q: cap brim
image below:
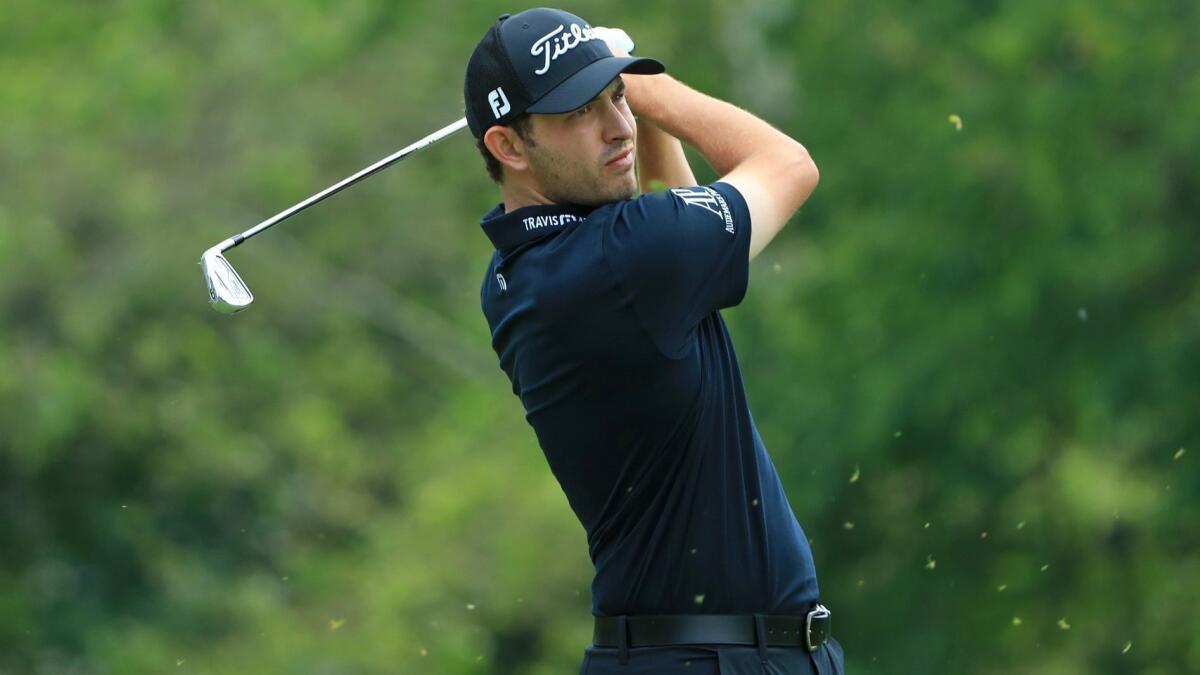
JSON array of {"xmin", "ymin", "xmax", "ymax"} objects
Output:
[{"xmin": 526, "ymin": 56, "xmax": 666, "ymax": 115}]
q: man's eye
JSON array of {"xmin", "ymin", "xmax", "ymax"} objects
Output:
[{"xmin": 613, "ymin": 91, "xmax": 626, "ymax": 102}]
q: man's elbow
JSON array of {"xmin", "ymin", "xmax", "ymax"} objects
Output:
[
  {"xmin": 783, "ymin": 143, "xmax": 819, "ymax": 203},
  {"xmin": 803, "ymin": 147, "xmax": 819, "ymax": 188}
]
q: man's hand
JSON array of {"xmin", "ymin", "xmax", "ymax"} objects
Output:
[{"xmin": 594, "ymin": 27, "xmax": 635, "ymax": 58}]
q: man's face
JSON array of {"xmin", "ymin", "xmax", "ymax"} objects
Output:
[{"xmin": 522, "ymin": 78, "xmax": 638, "ymax": 206}]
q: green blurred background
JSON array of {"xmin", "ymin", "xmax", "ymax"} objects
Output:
[{"xmin": 2, "ymin": 0, "xmax": 1197, "ymax": 673}]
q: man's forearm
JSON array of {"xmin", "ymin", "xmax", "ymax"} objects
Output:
[
  {"xmin": 623, "ymin": 70, "xmax": 817, "ymax": 260},
  {"xmin": 636, "ymin": 118, "xmax": 696, "ymax": 192},
  {"xmin": 625, "ymin": 73, "xmax": 808, "ymax": 176}
]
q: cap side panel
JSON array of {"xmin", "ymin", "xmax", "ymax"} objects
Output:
[{"xmin": 492, "ymin": 23, "xmax": 534, "ymax": 105}]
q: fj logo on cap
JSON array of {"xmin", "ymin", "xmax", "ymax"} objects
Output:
[
  {"xmin": 531, "ymin": 23, "xmax": 598, "ymax": 76},
  {"xmin": 488, "ymin": 87, "xmax": 511, "ymax": 119}
]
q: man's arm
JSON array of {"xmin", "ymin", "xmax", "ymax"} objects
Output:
[
  {"xmin": 596, "ymin": 36, "xmax": 696, "ymax": 193},
  {"xmin": 622, "ymin": 73, "xmax": 818, "ymax": 260},
  {"xmin": 635, "ymin": 117, "xmax": 696, "ymax": 192}
]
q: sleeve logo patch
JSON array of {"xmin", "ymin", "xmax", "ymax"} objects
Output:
[{"xmin": 670, "ymin": 187, "xmax": 734, "ymax": 234}]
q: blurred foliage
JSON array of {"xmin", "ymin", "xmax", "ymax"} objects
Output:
[{"xmin": 1, "ymin": 0, "xmax": 1197, "ymax": 673}]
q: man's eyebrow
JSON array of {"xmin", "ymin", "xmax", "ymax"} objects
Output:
[
  {"xmin": 571, "ymin": 79, "xmax": 627, "ymax": 114},
  {"xmin": 591, "ymin": 79, "xmax": 626, "ymax": 103}
]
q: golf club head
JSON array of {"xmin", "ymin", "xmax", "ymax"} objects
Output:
[{"xmin": 201, "ymin": 247, "xmax": 253, "ymax": 313}]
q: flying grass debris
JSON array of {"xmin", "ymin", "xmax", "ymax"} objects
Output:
[
  {"xmin": 1057, "ymin": 618, "xmax": 1071, "ymax": 630},
  {"xmin": 948, "ymin": 114, "xmax": 963, "ymax": 131},
  {"xmin": 1175, "ymin": 448, "xmax": 1186, "ymax": 461},
  {"xmin": 849, "ymin": 465, "xmax": 860, "ymax": 483}
]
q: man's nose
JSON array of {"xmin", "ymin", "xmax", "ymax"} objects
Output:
[{"xmin": 601, "ymin": 100, "xmax": 634, "ymax": 144}]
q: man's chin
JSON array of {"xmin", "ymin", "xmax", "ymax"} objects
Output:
[
  {"xmin": 604, "ymin": 176, "xmax": 640, "ymax": 203},
  {"xmin": 550, "ymin": 174, "xmax": 639, "ymax": 207}
]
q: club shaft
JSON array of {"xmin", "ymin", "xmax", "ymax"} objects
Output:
[{"xmin": 216, "ymin": 117, "xmax": 469, "ymax": 253}]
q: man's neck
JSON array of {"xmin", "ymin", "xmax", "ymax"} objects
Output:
[{"xmin": 500, "ymin": 179, "xmax": 556, "ymax": 213}]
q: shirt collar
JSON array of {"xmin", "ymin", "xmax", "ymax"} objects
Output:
[{"xmin": 480, "ymin": 201, "xmax": 597, "ymax": 252}]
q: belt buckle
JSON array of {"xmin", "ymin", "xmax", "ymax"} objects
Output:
[{"xmin": 805, "ymin": 604, "xmax": 831, "ymax": 652}]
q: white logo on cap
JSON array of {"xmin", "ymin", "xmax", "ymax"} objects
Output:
[
  {"xmin": 488, "ymin": 87, "xmax": 511, "ymax": 119},
  {"xmin": 531, "ymin": 23, "xmax": 598, "ymax": 76}
]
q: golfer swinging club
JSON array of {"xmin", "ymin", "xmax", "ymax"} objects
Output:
[{"xmin": 465, "ymin": 8, "xmax": 841, "ymax": 674}]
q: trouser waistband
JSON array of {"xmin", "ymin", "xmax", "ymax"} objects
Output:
[{"xmin": 593, "ymin": 604, "xmax": 832, "ymax": 665}]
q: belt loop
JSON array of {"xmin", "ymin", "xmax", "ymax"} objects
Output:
[
  {"xmin": 753, "ymin": 613, "xmax": 769, "ymax": 665},
  {"xmin": 617, "ymin": 615, "xmax": 630, "ymax": 665}
]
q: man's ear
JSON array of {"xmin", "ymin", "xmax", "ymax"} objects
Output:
[{"xmin": 483, "ymin": 125, "xmax": 530, "ymax": 174}]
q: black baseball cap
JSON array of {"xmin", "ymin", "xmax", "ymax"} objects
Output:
[{"xmin": 464, "ymin": 8, "xmax": 666, "ymax": 138}]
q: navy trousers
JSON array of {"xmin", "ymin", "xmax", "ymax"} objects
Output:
[{"xmin": 578, "ymin": 637, "xmax": 845, "ymax": 674}]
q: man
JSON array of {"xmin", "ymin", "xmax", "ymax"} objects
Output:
[{"xmin": 464, "ymin": 8, "xmax": 841, "ymax": 674}]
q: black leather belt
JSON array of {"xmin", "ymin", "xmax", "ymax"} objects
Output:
[{"xmin": 594, "ymin": 604, "xmax": 832, "ymax": 652}]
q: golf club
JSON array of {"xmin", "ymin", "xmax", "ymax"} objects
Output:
[
  {"xmin": 199, "ymin": 27, "xmax": 636, "ymax": 314},
  {"xmin": 200, "ymin": 117, "xmax": 469, "ymax": 313}
]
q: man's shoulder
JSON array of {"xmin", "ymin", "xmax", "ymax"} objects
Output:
[{"xmin": 480, "ymin": 210, "xmax": 607, "ymax": 305}]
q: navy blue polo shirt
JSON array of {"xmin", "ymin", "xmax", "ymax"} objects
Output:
[{"xmin": 479, "ymin": 182, "xmax": 819, "ymax": 617}]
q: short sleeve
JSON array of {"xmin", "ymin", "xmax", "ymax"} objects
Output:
[{"xmin": 602, "ymin": 181, "xmax": 752, "ymax": 357}]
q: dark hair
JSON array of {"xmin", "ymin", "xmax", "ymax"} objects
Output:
[{"xmin": 476, "ymin": 113, "xmax": 535, "ymax": 184}]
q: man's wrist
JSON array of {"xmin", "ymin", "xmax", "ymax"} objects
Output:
[{"xmin": 624, "ymin": 72, "xmax": 670, "ymax": 120}]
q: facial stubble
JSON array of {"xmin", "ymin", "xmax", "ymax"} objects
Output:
[{"xmin": 525, "ymin": 134, "xmax": 638, "ymax": 207}]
